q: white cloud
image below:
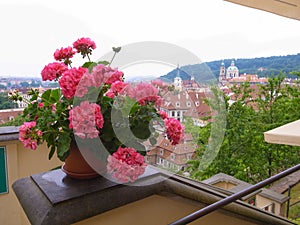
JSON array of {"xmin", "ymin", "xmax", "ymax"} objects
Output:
[{"xmin": 0, "ymin": 0, "xmax": 299, "ymax": 76}]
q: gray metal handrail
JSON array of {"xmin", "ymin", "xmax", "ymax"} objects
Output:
[{"xmin": 169, "ymin": 163, "xmax": 300, "ymax": 225}]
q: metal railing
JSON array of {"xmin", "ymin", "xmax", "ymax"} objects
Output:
[
  {"xmin": 287, "ymin": 182, "xmax": 300, "ymax": 218},
  {"xmin": 168, "ymin": 163, "xmax": 300, "ymax": 225}
]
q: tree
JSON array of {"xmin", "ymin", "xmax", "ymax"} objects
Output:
[
  {"xmin": 187, "ymin": 75, "xmax": 300, "ymax": 183},
  {"xmin": 20, "ymin": 81, "xmax": 29, "ymax": 88},
  {"xmin": 30, "ymin": 79, "xmax": 42, "ymax": 87},
  {"xmin": 0, "ymin": 93, "xmax": 17, "ymax": 109},
  {"xmin": 0, "ymin": 115, "xmax": 25, "ymax": 127}
]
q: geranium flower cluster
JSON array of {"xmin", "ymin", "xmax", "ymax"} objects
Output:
[
  {"xmin": 74, "ymin": 64, "xmax": 124, "ymax": 99},
  {"xmin": 128, "ymin": 82, "xmax": 162, "ymax": 107},
  {"xmin": 41, "ymin": 62, "xmax": 68, "ymax": 81},
  {"xmin": 13, "ymin": 37, "xmax": 185, "ymax": 183},
  {"xmin": 69, "ymin": 101, "xmax": 104, "ymax": 139},
  {"xmin": 106, "ymin": 147, "xmax": 146, "ymax": 182},
  {"xmin": 164, "ymin": 117, "xmax": 184, "ymax": 145},
  {"xmin": 54, "ymin": 47, "xmax": 75, "ymax": 62},
  {"xmin": 19, "ymin": 121, "xmax": 42, "ymax": 150},
  {"xmin": 73, "ymin": 37, "xmax": 96, "ymax": 59},
  {"xmin": 59, "ymin": 67, "xmax": 88, "ymax": 99}
]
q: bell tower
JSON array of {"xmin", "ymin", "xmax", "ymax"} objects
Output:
[
  {"xmin": 174, "ymin": 65, "xmax": 182, "ymax": 91},
  {"xmin": 219, "ymin": 61, "xmax": 226, "ymax": 82}
]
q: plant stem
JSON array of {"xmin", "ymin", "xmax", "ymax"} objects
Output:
[{"xmin": 109, "ymin": 52, "xmax": 117, "ymax": 66}]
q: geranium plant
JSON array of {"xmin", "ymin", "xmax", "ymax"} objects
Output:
[{"xmin": 10, "ymin": 37, "xmax": 184, "ymax": 182}]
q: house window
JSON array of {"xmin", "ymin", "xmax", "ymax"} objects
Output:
[
  {"xmin": 172, "ymin": 111, "xmax": 175, "ymax": 117},
  {"xmin": 157, "ymin": 157, "xmax": 163, "ymax": 165},
  {"xmin": 248, "ymin": 197, "xmax": 256, "ymax": 206},
  {"xmin": 0, "ymin": 147, "xmax": 8, "ymax": 194},
  {"xmin": 175, "ymin": 102, "xmax": 180, "ymax": 107},
  {"xmin": 160, "ymin": 149, "xmax": 164, "ymax": 155},
  {"xmin": 262, "ymin": 203, "xmax": 275, "ymax": 213},
  {"xmin": 177, "ymin": 111, "xmax": 180, "ymax": 117},
  {"xmin": 163, "ymin": 160, "xmax": 168, "ymax": 168},
  {"xmin": 171, "ymin": 153, "xmax": 175, "ymax": 161},
  {"xmin": 186, "ymin": 101, "xmax": 191, "ymax": 107},
  {"xmin": 195, "ymin": 101, "xmax": 199, "ymax": 106},
  {"xmin": 186, "ymin": 154, "xmax": 193, "ymax": 160}
]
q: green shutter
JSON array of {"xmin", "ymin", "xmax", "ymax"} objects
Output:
[{"xmin": 0, "ymin": 147, "xmax": 8, "ymax": 194}]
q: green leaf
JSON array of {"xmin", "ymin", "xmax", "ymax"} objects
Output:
[
  {"xmin": 41, "ymin": 89, "xmax": 51, "ymax": 101},
  {"xmin": 82, "ymin": 62, "xmax": 97, "ymax": 72},
  {"xmin": 48, "ymin": 146, "xmax": 56, "ymax": 160},
  {"xmin": 57, "ymin": 134, "xmax": 72, "ymax": 161},
  {"xmin": 49, "ymin": 89, "xmax": 61, "ymax": 103},
  {"xmin": 97, "ymin": 60, "xmax": 109, "ymax": 65}
]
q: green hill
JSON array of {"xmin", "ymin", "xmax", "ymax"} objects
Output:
[{"xmin": 160, "ymin": 53, "xmax": 300, "ymax": 83}]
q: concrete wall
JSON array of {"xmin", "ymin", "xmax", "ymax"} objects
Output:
[
  {"xmin": 256, "ymin": 194, "xmax": 282, "ymax": 216},
  {"xmin": 214, "ymin": 181, "xmax": 237, "ymax": 190},
  {"xmin": 73, "ymin": 194, "xmax": 260, "ymax": 225},
  {"xmin": 0, "ymin": 140, "xmax": 61, "ymax": 225}
]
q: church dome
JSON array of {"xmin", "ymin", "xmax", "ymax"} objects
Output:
[
  {"xmin": 227, "ymin": 60, "xmax": 238, "ymax": 71},
  {"xmin": 225, "ymin": 60, "xmax": 239, "ymax": 78}
]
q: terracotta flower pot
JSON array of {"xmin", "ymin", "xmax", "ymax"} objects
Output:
[{"xmin": 61, "ymin": 141, "xmax": 100, "ymax": 179}]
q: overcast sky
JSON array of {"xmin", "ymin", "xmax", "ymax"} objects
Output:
[{"xmin": 1, "ymin": 0, "xmax": 300, "ymax": 78}]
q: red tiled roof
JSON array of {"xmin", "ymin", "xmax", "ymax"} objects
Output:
[{"xmin": 160, "ymin": 90, "xmax": 211, "ymax": 118}]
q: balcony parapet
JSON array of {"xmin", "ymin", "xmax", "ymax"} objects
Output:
[{"xmin": 13, "ymin": 167, "xmax": 295, "ymax": 225}]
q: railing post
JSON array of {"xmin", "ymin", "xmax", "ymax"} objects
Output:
[{"xmin": 286, "ymin": 185, "xmax": 291, "ymax": 218}]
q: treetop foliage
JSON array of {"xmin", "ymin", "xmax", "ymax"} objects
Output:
[{"xmin": 187, "ymin": 73, "xmax": 300, "ymax": 183}]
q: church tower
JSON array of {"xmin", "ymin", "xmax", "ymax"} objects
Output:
[
  {"xmin": 219, "ymin": 61, "xmax": 226, "ymax": 82},
  {"xmin": 174, "ymin": 65, "xmax": 182, "ymax": 91}
]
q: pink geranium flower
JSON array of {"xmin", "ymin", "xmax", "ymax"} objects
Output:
[
  {"xmin": 90, "ymin": 64, "xmax": 124, "ymax": 86},
  {"xmin": 164, "ymin": 117, "xmax": 184, "ymax": 145},
  {"xmin": 158, "ymin": 110, "xmax": 168, "ymax": 119},
  {"xmin": 126, "ymin": 82, "xmax": 162, "ymax": 106},
  {"xmin": 69, "ymin": 101, "xmax": 104, "ymax": 139},
  {"xmin": 128, "ymin": 82, "xmax": 159, "ymax": 99},
  {"xmin": 138, "ymin": 95, "xmax": 162, "ymax": 107},
  {"xmin": 19, "ymin": 121, "xmax": 42, "ymax": 150},
  {"xmin": 107, "ymin": 147, "xmax": 147, "ymax": 182},
  {"xmin": 54, "ymin": 46, "xmax": 76, "ymax": 61},
  {"xmin": 106, "ymin": 81, "xmax": 128, "ymax": 98},
  {"xmin": 59, "ymin": 67, "xmax": 87, "ymax": 100},
  {"xmin": 38, "ymin": 102, "xmax": 44, "ymax": 108},
  {"xmin": 41, "ymin": 62, "xmax": 68, "ymax": 81},
  {"xmin": 73, "ymin": 64, "xmax": 125, "ymax": 100},
  {"xmin": 73, "ymin": 37, "xmax": 96, "ymax": 59}
]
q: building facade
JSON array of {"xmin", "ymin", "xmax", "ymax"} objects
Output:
[
  {"xmin": 0, "ymin": 127, "xmax": 61, "ymax": 225},
  {"xmin": 146, "ymin": 133, "xmax": 196, "ymax": 171}
]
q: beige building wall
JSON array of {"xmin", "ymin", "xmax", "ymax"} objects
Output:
[
  {"xmin": 256, "ymin": 194, "xmax": 282, "ymax": 216},
  {"xmin": 0, "ymin": 140, "xmax": 61, "ymax": 225},
  {"xmin": 214, "ymin": 181, "xmax": 237, "ymax": 190},
  {"xmin": 74, "ymin": 194, "xmax": 260, "ymax": 225}
]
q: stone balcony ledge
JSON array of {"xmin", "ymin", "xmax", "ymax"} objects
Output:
[{"xmin": 13, "ymin": 167, "xmax": 295, "ymax": 225}]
